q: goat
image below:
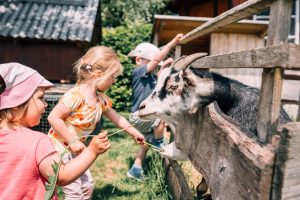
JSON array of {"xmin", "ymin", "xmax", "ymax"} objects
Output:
[
  {"xmin": 138, "ymin": 53, "xmax": 291, "ymax": 198},
  {"xmin": 139, "ymin": 53, "xmax": 290, "ymax": 137}
]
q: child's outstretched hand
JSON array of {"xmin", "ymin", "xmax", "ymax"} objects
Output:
[
  {"xmin": 133, "ymin": 132, "xmax": 145, "ymax": 144},
  {"xmin": 70, "ymin": 140, "xmax": 86, "ymax": 155},
  {"xmin": 88, "ymin": 131, "xmax": 111, "ymax": 156},
  {"xmin": 170, "ymin": 33, "xmax": 184, "ymax": 46}
]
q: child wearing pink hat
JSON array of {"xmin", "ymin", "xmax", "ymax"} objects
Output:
[
  {"xmin": 47, "ymin": 46, "xmax": 145, "ymax": 199},
  {"xmin": 0, "ymin": 63, "xmax": 111, "ymax": 200}
]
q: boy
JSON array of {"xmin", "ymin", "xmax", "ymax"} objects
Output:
[{"xmin": 127, "ymin": 34, "xmax": 183, "ymax": 181}]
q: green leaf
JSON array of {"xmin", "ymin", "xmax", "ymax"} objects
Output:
[{"xmin": 44, "ymin": 160, "xmax": 61, "ymax": 200}]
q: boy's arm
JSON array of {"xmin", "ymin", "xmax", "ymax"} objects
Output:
[
  {"xmin": 103, "ymin": 109, "xmax": 145, "ymax": 143},
  {"xmin": 157, "ymin": 57, "xmax": 174, "ymax": 76},
  {"xmin": 146, "ymin": 33, "xmax": 183, "ymax": 73}
]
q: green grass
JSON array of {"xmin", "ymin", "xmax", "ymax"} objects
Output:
[{"xmin": 90, "ymin": 113, "xmax": 171, "ymax": 200}]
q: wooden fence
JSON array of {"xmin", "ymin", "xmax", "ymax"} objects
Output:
[{"xmin": 164, "ymin": 0, "xmax": 300, "ymax": 199}]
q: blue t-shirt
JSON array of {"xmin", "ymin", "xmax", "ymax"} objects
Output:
[{"xmin": 131, "ymin": 65, "xmax": 157, "ymax": 112}]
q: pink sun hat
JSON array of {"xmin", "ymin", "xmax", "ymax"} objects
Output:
[{"xmin": 0, "ymin": 62, "xmax": 53, "ymax": 110}]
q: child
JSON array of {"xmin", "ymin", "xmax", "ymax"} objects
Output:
[
  {"xmin": 47, "ymin": 46, "xmax": 145, "ymax": 199},
  {"xmin": 0, "ymin": 63, "xmax": 111, "ymax": 199},
  {"xmin": 127, "ymin": 34, "xmax": 183, "ymax": 181}
]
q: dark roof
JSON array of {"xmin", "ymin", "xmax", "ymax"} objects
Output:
[{"xmin": 0, "ymin": 0, "xmax": 100, "ymax": 42}]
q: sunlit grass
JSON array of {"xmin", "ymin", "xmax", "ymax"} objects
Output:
[{"xmin": 90, "ymin": 113, "xmax": 171, "ymax": 200}]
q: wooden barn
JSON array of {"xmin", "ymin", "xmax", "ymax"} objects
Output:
[{"xmin": 0, "ymin": 0, "xmax": 101, "ymax": 82}]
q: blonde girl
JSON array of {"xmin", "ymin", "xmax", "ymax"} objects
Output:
[
  {"xmin": 0, "ymin": 63, "xmax": 111, "ymax": 199},
  {"xmin": 47, "ymin": 46, "xmax": 145, "ymax": 199}
]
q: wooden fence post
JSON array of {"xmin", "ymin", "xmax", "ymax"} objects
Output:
[
  {"xmin": 272, "ymin": 122, "xmax": 300, "ymax": 199},
  {"xmin": 256, "ymin": 0, "xmax": 292, "ymax": 143},
  {"xmin": 297, "ymin": 91, "xmax": 300, "ymax": 121}
]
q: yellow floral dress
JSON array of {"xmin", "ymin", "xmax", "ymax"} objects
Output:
[{"xmin": 48, "ymin": 86, "xmax": 112, "ymax": 154}]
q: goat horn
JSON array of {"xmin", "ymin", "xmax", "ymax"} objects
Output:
[
  {"xmin": 169, "ymin": 55, "xmax": 187, "ymax": 71},
  {"xmin": 171, "ymin": 52, "xmax": 208, "ymax": 71}
]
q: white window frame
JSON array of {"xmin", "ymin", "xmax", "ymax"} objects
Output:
[{"xmin": 252, "ymin": 0, "xmax": 299, "ymax": 44}]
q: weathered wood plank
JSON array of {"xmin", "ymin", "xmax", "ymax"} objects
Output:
[
  {"xmin": 298, "ymin": 93, "xmax": 300, "ymax": 121},
  {"xmin": 257, "ymin": 67, "xmax": 284, "ymax": 143},
  {"xmin": 191, "ymin": 44, "xmax": 300, "ymax": 69},
  {"xmin": 172, "ymin": 103, "xmax": 275, "ymax": 199},
  {"xmin": 272, "ymin": 122, "xmax": 300, "ymax": 199},
  {"xmin": 180, "ymin": 0, "xmax": 275, "ymax": 44},
  {"xmin": 257, "ymin": 0, "xmax": 292, "ymax": 143},
  {"xmin": 163, "ymin": 159, "xmax": 194, "ymax": 200}
]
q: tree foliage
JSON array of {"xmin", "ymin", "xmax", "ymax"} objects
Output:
[{"xmin": 101, "ymin": 0, "xmax": 172, "ymax": 27}]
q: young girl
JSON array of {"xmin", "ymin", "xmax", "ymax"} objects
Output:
[
  {"xmin": 0, "ymin": 63, "xmax": 111, "ymax": 200},
  {"xmin": 47, "ymin": 46, "xmax": 145, "ymax": 199}
]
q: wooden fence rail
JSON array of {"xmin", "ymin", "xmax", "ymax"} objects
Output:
[{"xmin": 180, "ymin": 0, "xmax": 275, "ymax": 44}]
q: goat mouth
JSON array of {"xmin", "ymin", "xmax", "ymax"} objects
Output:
[{"xmin": 138, "ymin": 111, "xmax": 158, "ymax": 119}]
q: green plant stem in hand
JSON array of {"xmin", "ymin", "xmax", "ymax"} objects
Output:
[
  {"xmin": 144, "ymin": 141, "xmax": 163, "ymax": 152},
  {"xmin": 44, "ymin": 125, "xmax": 133, "ymax": 200}
]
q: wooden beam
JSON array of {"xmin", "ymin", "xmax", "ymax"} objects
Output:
[
  {"xmin": 163, "ymin": 159, "xmax": 194, "ymax": 200},
  {"xmin": 272, "ymin": 122, "xmax": 300, "ymax": 199},
  {"xmin": 298, "ymin": 92, "xmax": 300, "ymax": 121},
  {"xmin": 175, "ymin": 45, "xmax": 182, "ymax": 59},
  {"xmin": 257, "ymin": 0, "xmax": 292, "ymax": 144},
  {"xmin": 180, "ymin": 0, "xmax": 275, "ymax": 44},
  {"xmin": 191, "ymin": 44, "xmax": 300, "ymax": 69}
]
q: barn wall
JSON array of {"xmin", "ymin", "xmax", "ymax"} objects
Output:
[
  {"xmin": 0, "ymin": 39, "xmax": 87, "ymax": 82},
  {"xmin": 175, "ymin": 0, "xmax": 248, "ymax": 17},
  {"xmin": 209, "ymin": 33, "xmax": 264, "ymax": 88}
]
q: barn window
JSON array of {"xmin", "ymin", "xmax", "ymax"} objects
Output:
[{"xmin": 252, "ymin": 0, "xmax": 299, "ymax": 44}]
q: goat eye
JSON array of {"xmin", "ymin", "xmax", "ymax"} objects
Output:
[
  {"xmin": 170, "ymin": 85, "xmax": 178, "ymax": 90},
  {"xmin": 186, "ymin": 80, "xmax": 192, "ymax": 85},
  {"xmin": 184, "ymin": 78, "xmax": 195, "ymax": 86}
]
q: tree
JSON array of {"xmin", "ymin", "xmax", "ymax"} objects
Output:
[{"xmin": 101, "ymin": 0, "xmax": 172, "ymax": 27}]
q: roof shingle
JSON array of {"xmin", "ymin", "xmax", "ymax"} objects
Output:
[{"xmin": 0, "ymin": 0, "xmax": 100, "ymax": 42}]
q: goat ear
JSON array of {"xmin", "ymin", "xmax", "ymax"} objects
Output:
[
  {"xmin": 188, "ymin": 105, "xmax": 199, "ymax": 114},
  {"xmin": 188, "ymin": 97, "xmax": 199, "ymax": 114}
]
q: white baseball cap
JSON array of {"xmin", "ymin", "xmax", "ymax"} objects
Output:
[{"xmin": 128, "ymin": 43, "xmax": 163, "ymax": 65}]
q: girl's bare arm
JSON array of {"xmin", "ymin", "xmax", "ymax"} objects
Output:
[
  {"xmin": 39, "ymin": 132, "xmax": 111, "ymax": 186},
  {"xmin": 103, "ymin": 109, "xmax": 145, "ymax": 143}
]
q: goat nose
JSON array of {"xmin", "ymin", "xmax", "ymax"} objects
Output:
[{"xmin": 139, "ymin": 102, "xmax": 146, "ymax": 110}]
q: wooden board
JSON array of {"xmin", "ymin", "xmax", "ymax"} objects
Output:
[
  {"xmin": 191, "ymin": 44, "xmax": 300, "ymax": 70},
  {"xmin": 180, "ymin": 0, "xmax": 275, "ymax": 44},
  {"xmin": 172, "ymin": 103, "xmax": 275, "ymax": 199},
  {"xmin": 163, "ymin": 159, "xmax": 194, "ymax": 200},
  {"xmin": 210, "ymin": 32, "xmax": 264, "ymax": 88},
  {"xmin": 272, "ymin": 122, "xmax": 300, "ymax": 199},
  {"xmin": 257, "ymin": 0, "xmax": 292, "ymax": 143}
]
